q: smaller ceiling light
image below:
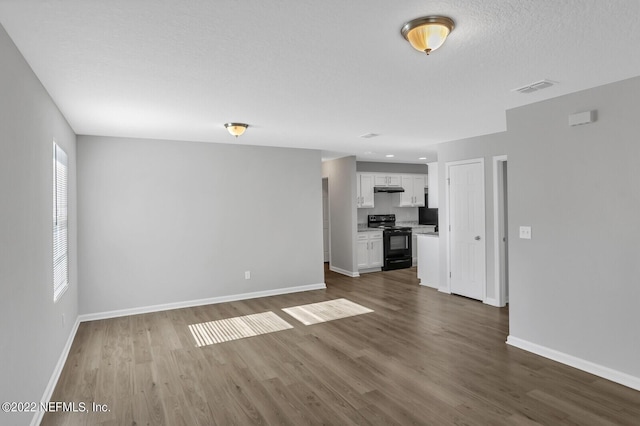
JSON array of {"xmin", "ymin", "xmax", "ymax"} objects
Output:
[
  {"xmin": 385, "ymin": 154, "xmax": 395, "ymax": 158},
  {"xmin": 401, "ymin": 16, "xmax": 455, "ymax": 55},
  {"xmin": 419, "ymin": 157, "xmax": 427, "ymax": 160},
  {"xmin": 224, "ymin": 123, "xmax": 249, "ymax": 137}
]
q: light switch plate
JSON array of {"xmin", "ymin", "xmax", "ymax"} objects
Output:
[{"xmin": 519, "ymin": 226, "xmax": 532, "ymax": 239}]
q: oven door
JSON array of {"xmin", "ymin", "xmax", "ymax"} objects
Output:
[{"xmin": 384, "ymin": 230, "xmax": 411, "ymax": 258}]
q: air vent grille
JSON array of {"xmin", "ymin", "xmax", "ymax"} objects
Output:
[{"xmin": 512, "ymin": 79, "xmax": 556, "ymax": 94}]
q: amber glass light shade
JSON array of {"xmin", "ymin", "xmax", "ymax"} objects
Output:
[
  {"xmin": 224, "ymin": 123, "xmax": 249, "ymax": 137},
  {"xmin": 401, "ymin": 16, "xmax": 455, "ymax": 55}
]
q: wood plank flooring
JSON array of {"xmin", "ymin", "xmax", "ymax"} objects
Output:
[{"xmin": 42, "ymin": 265, "xmax": 640, "ymax": 425}]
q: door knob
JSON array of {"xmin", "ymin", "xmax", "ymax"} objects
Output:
[{"xmin": 475, "ymin": 236, "xmax": 481, "ymax": 241}]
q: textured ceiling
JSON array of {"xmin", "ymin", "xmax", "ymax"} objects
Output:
[{"xmin": 1, "ymin": 0, "xmax": 640, "ymax": 163}]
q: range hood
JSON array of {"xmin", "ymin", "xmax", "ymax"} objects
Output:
[{"xmin": 374, "ymin": 186, "xmax": 405, "ymax": 193}]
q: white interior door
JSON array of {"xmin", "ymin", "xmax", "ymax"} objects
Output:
[{"xmin": 448, "ymin": 160, "xmax": 486, "ymax": 300}]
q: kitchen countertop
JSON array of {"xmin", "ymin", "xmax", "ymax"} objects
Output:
[{"xmin": 357, "ymin": 222, "xmax": 437, "ymax": 232}]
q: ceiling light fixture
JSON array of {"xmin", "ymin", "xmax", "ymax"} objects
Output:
[
  {"xmin": 359, "ymin": 133, "xmax": 379, "ymax": 139},
  {"xmin": 401, "ymin": 16, "xmax": 455, "ymax": 55},
  {"xmin": 224, "ymin": 122, "xmax": 249, "ymax": 137}
]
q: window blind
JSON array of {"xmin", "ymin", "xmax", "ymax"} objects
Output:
[{"xmin": 53, "ymin": 142, "xmax": 68, "ymax": 302}]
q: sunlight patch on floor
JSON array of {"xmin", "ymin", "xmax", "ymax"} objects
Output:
[
  {"xmin": 282, "ymin": 298, "xmax": 373, "ymax": 326},
  {"xmin": 188, "ymin": 311, "xmax": 293, "ymax": 347}
]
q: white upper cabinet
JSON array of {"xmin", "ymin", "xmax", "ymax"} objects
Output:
[
  {"xmin": 374, "ymin": 174, "xmax": 402, "ymax": 187},
  {"xmin": 356, "ymin": 173, "xmax": 375, "ymax": 208},
  {"xmin": 397, "ymin": 174, "xmax": 426, "ymax": 207}
]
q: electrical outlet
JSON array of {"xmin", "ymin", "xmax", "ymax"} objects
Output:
[
  {"xmin": 244, "ymin": 271, "xmax": 251, "ymax": 280},
  {"xmin": 519, "ymin": 226, "xmax": 532, "ymax": 239}
]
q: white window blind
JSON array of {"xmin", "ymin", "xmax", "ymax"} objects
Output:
[{"xmin": 53, "ymin": 142, "xmax": 68, "ymax": 302}]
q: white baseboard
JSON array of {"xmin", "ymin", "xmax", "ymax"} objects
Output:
[
  {"xmin": 329, "ymin": 265, "xmax": 359, "ymax": 277},
  {"xmin": 419, "ymin": 280, "xmax": 439, "ymax": 289},
  {"xmin": 506, "ymin": 335, "xmax": 640, "ymax": 392},
  {"xmin": 484, "ymin": 297, "xmax": 503, "ymax": 307},
  {"xmin": 79, "ymin": 282, "xmax": 327, "ymax": 322},
  {"xmin": 31, "ymin": 316, "xmax": 81, "ymax": 426}
]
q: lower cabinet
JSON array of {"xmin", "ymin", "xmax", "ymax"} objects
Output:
[
  {"xmin": 412, "ymin": 226, "xmax": 436, "ymax": 263},
  {"xmin": 417, "ymin": 233, "xmax": 439, "ymax": 288},
  {"xmin": 357, "ymin": 231, "xmax": 383, "ymax": 270}
]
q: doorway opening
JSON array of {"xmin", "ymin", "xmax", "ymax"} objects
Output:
[
  {"xmin": 492, "ymin": 156, "xmax": 509, "ymax": 307},
  {"xmin": 322, "ymin": 178, "xmax": 330, "ymax": 264}
]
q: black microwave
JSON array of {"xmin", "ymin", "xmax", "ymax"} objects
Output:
[{"xmin": 419, "ymin": 194, "xmax": 438, "ymax": 226}]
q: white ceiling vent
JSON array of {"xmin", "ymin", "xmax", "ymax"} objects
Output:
[
  {"xmin": 359, "ymin": 133, "xmax": 379, "ymax": 139},
  {"xmin": 512, "ymin": 79, "xmax": 556, "ymax": 94}
]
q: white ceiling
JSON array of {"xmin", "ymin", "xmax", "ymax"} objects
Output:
[{"xmin": 1, "ymin": 0, "xmax": 640, "ymax": 163}]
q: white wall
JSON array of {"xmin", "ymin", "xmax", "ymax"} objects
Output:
[
  {"xmin": 436, "ymin": 133, "xmax": 508, "ymax": 301},
  {"xmin": 322, "ymin": 156, "xmax": 358, "ymax": 275},
  {"xmin": 0, "ymin": 24, "xmax": 78, "ymax": 426},
  {"xmin": 507, "ymin": 76, "xmax": 640, "ymax": 385},
  {"xmin": 77, "ymin": 136, "xmax": 325, "ymax": 315}
]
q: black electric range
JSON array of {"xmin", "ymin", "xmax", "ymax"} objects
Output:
[{"xmin": 367, "ymin": 214, "xmax": 412, "ymax": 270}]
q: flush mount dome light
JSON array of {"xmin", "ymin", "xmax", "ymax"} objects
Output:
[
  {"xmin": 401, "ymin": 16, "xmax": 455, "ymax": 55},
  {"xmin": 224, "ymin": 122, "xmax": 249, "ymax": 137}
]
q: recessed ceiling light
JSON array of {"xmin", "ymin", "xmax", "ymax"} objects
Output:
[
  {"xmin": 419, "ymin": 157, "xmax": 427, "ymax": 160},
  {"xmin": 385, "ymin": 154, "xmax": 394, "ymax": 158},
  {"xmin": 359, "ymin": 133, "xmax": 379, "ymax": 139}
]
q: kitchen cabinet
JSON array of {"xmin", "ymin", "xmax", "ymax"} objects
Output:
[
  {"xmin": 412, "ymin": 226, "xmax": 436, "ymax": 264},
  {"xmin": 357, "ymin": 231, "xmax": 383, "ymax": 270},
  {"xmin": 397, "ymin": 174, "xmax": 426, "ymax": 207},
  {"xmin": 417, "ymin": 233, "xmax": 439, "ymax": 288},
  {"xmin": 356, "ymin": 173, "xmax": 375, "ymax": 208},
  {"xmin": 427, "ymin": 162, "xmax": 439, "ymax": 208},
  {"xmin": 373, "ymin": 174, "xmax": 402, "ymax": 187}
]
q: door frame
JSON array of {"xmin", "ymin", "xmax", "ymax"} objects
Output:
[
  {"xmin": 322, "ymin": 177, "xmax": 331, "ymax": 264},
  {"xmin": 444, "ymin": 158, "xmax": 486, "ymax": 299},
  {"xmin": 492, "ymin": 155, "xmax": 508, "ymax": 307}
]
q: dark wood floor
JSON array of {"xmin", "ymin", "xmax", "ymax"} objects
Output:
[{"xmin": 43, "ymin": 265, "xmax": 640, "ymax": 425}]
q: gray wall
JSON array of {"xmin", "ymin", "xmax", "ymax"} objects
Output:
[
  {"xmin": 357, "ymin": 161, "xmax": 428, "ymax": 174},
  {"xmin": 322, "ymin": 156, "xmax": 358, "ymax": 275},
  {"xmin": 436, "ymin": 132, "xmax": 508, "ymax": 301},
  {"xmin": 356, "ymin": 193, "xmax": 420, "ymax": 225},
  {"xmin": 507, "ymin": 76, "xmax": 640, "ymax": 379},
  {"xmin": 78, "ymin": 136, "xmax": 324, "ymax": 315},
  {"xmin": 0, "ymin": 24, "xmax": 78, "ymax": 425}
]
